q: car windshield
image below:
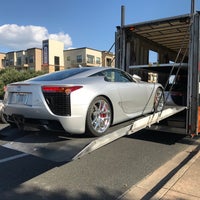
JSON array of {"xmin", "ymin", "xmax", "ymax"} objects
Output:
[{"xmin": 30, "ymin": 68, "xmax": 91, "ymax": 81}]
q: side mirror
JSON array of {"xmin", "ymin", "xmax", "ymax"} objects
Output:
[{"xmin": 133, "ymin": 74, "xmax": 141, "ymax": 82}]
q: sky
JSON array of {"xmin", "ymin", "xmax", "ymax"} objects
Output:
[{"xmin": 0, "ymin": 0, "xmax": 199, "ymax": 53}]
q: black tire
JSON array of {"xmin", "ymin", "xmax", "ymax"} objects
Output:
[
  {"xmin": 0, "ymin": 102, "xmax": 7, "ymax": 123},
  {"xmin": 86, "ymin": 96, "xmax": 112, "ymax": 137},
  {"xmin": 154, "ymin": 87, "xmax": 164, "ymax": 112},
  {"xmin": 0, "ymin": 112, "xmax": 7, "ymax": 124}
]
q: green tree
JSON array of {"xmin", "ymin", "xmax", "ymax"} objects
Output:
[{"xmin": 0, "ymin": 69, "xmax": 46, "ymax": 99}]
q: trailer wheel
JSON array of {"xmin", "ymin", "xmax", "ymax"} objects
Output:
[
  {"xmin": 86, "ymin": 96, "xmax": 112, "ymax": 137},
  {"xmin": 154, "ymin": 87, "xmax": 164, "ymax": 112}
]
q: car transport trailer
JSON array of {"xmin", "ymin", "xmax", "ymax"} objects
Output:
[{"xmin": 115, "ymin": 4, "xmax": 200, "ymax": 136}]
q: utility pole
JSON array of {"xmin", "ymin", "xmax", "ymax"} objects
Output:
[{"xmin": 191, "ymin": 0, "xmax": 195, "ymax": 15}]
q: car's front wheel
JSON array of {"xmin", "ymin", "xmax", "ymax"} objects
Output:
[{"xmin": 86, "ymin": 96, "xmax": 112, "ymax": 137}]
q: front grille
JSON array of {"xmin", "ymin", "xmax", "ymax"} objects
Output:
[{"xmin": 43, "ymin": 92, "xmax": 71, "ymax": 116}]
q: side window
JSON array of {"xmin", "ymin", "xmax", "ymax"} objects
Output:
[
  {"xmin": 115, "ymin": 70, "xmax": 134, "ymax": 82},
  {"xmin": 103, "ymin": 70, "xmax": 115, "ymax": 82},
  {"xmin": 90, "ymin": 69, "xmax": 134, "ymax": 83},
  {"xmin": 89, "ymin": 71, "xmax": 105, "ymax": 77},
  {"xmin": 91, "ymin": 70, "xmax": 115, "ymax": 82}
]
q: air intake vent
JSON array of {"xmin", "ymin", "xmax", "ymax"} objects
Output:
[{"xmin": 43, "ymin": 92, "xmax": 71, "ymax": 116}]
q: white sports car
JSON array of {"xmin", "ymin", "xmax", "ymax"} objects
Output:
[{"xmin": 3, "ymin": 67, "xmax": 164, "ymax": 136}]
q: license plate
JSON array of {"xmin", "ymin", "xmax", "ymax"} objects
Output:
[{"xmin": 10, "ymin": 92, "xmax": 32, "ymax": 105}]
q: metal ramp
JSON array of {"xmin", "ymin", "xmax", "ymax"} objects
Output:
[
  {"xmin": 73, "ymin": 106, "xmax": 186, "ymax": 160},
  {"xmin": 3, "ymin": 106, "xmax": 186, "ymax": 162}
]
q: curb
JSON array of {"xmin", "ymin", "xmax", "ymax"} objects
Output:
[{"xmin": 118, "ymin": 137, "xmax": 200, "ymax": 200}]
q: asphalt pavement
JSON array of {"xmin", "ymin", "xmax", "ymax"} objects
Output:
[
  {"xmin": 119, "ymin": 135, "xmax": 200, "ymax": 200},
  {"xmin": 0, "ymin": 122, "xmax": 200, "ymax": 200}
]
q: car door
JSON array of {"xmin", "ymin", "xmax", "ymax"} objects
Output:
[{"xmin": 113, "ymin": 70, "xmax": 149, "ymax": 115}]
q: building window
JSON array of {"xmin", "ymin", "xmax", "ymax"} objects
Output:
[
  {"xmin": 5, "ymin": 60, "xmax": 9, "ymax": 66},
  {"xmin": 29, "ymin": 55, "xmax": 34, "ymax": 63},
  {"xmin": 54, "ymin": 56, "xmax": 60, "ymax": 65},
  {"xmin": 96, "ymin": 57, "xmax": 101, "ymax": 64},
  {"xmin": 55, "ymin": 66, "xmax": 60, "ymax": 71},
  {"xmin": 87, "ymin": 54, "xmax": 94, "ymax": 64},
  {"xmin": 9, "ymin": 59, "xmax": 14, "ymax": 65},
  {"xmin": 77, "ymin": 55, "xmax": 82, "ymax": 63},
  {"xmin": 25, "ymin": 57, "xmax": 28, "ymax": 64},
  {"xmin": 17, "ymin": 57, "xmax": 22, "ymax": 65},
  {"xmin": 67, "ymin": 56, "xmax": 70, "ymax": 61},
  {"xmin": 106, "ymin": 58, "xmax": 112, "ymax": 66}
]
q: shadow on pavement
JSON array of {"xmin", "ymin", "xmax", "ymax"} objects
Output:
[
  {"xmin": 1, "ymin": 182, "xmax": 121, "ymax": 200},
  {"xmin": 126, "ymin": 129, "xmax": 197, "ymax": 145}
]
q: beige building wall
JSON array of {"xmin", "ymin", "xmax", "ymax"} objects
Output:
[
  {"xmin": 4, "ymin": 48, "xmax": 42, "ymax": 71},
  {"xmin": 64, "ymin": 47, "xmax": 103, "ymax": 68},
  {"xmin": 48, "ymin": 39, "xmax": 64, "ymax": 66},
  {"xmin": 86, "ymin": 48, "xmax": 102, "ymax": 67},
  {"xmin": 5, "ymin": 52, "xmax": 16, "ymax": 68},
  {"xmin": 0, "ymin": 53, "xmax": 6, "ymax": 69},
  {"xmin": 34, "ymin": 48, "xmax": 42, "ymax": 71},
  {"xmin": 16, "ymin": 50, "xmax": 26, "ymax": 69},
  {"xmin": 42, "ymin": 39, "xmax": 64, "ymax": 73},
  {"xmin": 102, "ymin": 51, "xmax": 115, "ymax": 67},
  {"xmin": 64, "ymin": 48, "xmax": 84, "ymax": 68},
  {"xmin": 26, "ymin": 48, "xmax": 42, "ymax": 71}
]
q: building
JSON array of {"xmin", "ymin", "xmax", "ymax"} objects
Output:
[
  {"xmin": 64, "ymin": 47, "xmax": 102, "ymax": 68},
  {"xmin": 42, "ymin": 39, "xmax": 64, "ymax": 73},
  {"xmin": 102, "ymin": 51, "xmax": 115, "ymax": 67},
  {"xmin": 0, "ymin": 39, "xmax": 115, "ymax": 72},
  {"xmin": 26, "ymin": 48, "xmax": 42, "ymax": 71},
  {"xmin": 64, "ymin": 47, "xmax": 115, "ymax": 69},
  {"xmin": 3, "ymin": 48, "xmax": 42, "ymax": 71}
]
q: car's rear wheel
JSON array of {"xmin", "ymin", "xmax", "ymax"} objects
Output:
[
  {"xmin": 86, "ymin": 96, "xmax": 112, "ymax": 137},
  {"xmin": 154, "ymin": 87, "xmax": 164, "ymax": 112}
]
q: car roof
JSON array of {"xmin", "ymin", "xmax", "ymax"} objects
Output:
[
  {"xmin": 27, "ymin": 66, "xmax": 115, "ymax": 82},
  {"xmin": 71, "ymin": 66, "xmax": 114, "ymax": 77}
]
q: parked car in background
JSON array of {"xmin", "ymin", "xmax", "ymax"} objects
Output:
[{"xmin": 3, "ymin": 67, "xmax": 164, "ymax": 136}]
